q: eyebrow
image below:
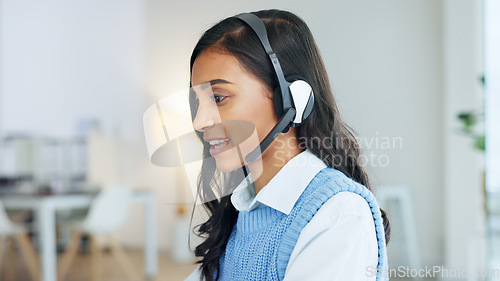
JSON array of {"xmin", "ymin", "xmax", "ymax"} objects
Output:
[{"xmin": 199, "ymin": 79, "xmax": 233, "ymax": 90}]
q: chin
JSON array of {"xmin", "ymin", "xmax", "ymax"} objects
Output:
[{"xmin": 213, "ymin": 152, "xmax": 241, "ymax": 173}]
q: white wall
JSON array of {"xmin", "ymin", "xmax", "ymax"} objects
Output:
[
  {"xmin": 145, "ymin": 0, "xmax": 445, "ymax": 267},
  {"xmin": 0, "ymin": 0, "xmax": 145, "ymax": 140}
]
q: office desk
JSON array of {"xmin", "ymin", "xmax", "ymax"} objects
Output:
[{"xmin": 2, "ymin": 191, "xmax": 157, "ymax": 281}]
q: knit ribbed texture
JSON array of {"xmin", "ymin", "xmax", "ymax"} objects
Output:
[{"xmin": 218, "ymin": 167, "xmax": 389, "ymax": 281}]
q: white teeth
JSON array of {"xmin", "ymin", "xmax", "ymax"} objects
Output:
[{"xmin": 209, "ymin": 139, "xmax": 228, "ymax": 146}]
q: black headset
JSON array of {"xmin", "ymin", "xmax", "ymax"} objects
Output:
[{"xmin": 233, "ymin": 13, "xmax": 315, "ymax": 163}]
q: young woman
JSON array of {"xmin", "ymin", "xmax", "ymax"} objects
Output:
[{"xmin": 185, "ymin": 9, "xmax": 390, "ymax": 281}]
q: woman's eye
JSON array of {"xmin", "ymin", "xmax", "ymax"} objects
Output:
[{"xmin": 213, "ymin": 95, "xmax": 227, "ymax": 103}]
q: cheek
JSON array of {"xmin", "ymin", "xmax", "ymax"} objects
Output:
[
  {"xmin": 220, "ymin": 93, "xmax": 277, "ymax": 141},
  {"xmin": 241, "ymin": 97, "xmax": 277, "ymax": 140}
]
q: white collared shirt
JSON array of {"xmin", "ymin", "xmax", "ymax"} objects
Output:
[{"xmin": 185, "ymin": 149, "xmax": 378, "ymax": 281}]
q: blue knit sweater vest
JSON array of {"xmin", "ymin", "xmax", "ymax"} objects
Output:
[{"xmin": 218, "ymin": 167, "xmax": 389, "ymax": 281}]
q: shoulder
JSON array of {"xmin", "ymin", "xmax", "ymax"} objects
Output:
[
  {"xmin": 284, "ymin": 190, "xmax": 379, "ymax": 278},
  {"xmin": 306, "ymin": 167, "xmax": 374, "ymax": 219},
  {"xmin": 294, "ymin": 166, "xmax": 377, "ymax": 238},
  {"xmin": 322, "ymin": 191, "xmax": 373, "ymax": 217},
  {"xmin": 295, "ymin": 167, "xmax": 377, "ymax": 239},
  {"xmin": 297, "ymin": 168, "xmax": 377, "ymax": 246},
  {"xmin": 307, "ymin": 191, "xmax": 374, "ymax": 233}
]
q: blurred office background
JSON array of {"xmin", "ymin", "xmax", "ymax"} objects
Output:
[{"xmin": 0, "ymin": 0, "xmax": 498, "ymax": 280}]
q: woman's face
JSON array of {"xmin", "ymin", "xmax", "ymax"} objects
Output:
[{"xmin": 191, "ymin": 48, "xmax": 277, "ymax": 172}]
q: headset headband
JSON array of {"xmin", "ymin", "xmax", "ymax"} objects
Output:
[{"xmin": 234, "ymin": 13, "xmax": 293, "ymax": 111}]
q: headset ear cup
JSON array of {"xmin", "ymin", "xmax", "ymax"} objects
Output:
[
  {"xmin": 273, "ymin": 74, "xmax": 314, "ymax": 125},
  {"xmin": 286, "ymin": 75, "xmax": 314, "ymax": 126},
  {"xmin": 274, "ymin": 74, "xmax": 305, "ymax": 119},
  {"xmin": 302, "ymin": 93, "xmax": 314, "ymax": 122},
  {"xmin": 285, "ymin": 74, "xmax": 308, "ymax": 108}
]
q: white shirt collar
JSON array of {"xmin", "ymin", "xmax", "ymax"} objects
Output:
[{"xmin": 230, "ymin": 148, "xmax": 327, "ymax": 215}]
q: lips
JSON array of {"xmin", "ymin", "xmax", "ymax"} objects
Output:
[{"xmin": 207, "ymin": 138, "xmax": 229, "ymax": 156}]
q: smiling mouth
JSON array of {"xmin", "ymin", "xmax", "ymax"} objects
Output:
[{"xmin": 208, "ymin": 138, "xmax": 230, "ymax": 156}]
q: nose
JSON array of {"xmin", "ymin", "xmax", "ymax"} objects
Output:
[{"xmin": 192, "ymin": 100, "xmax": 220, "ymax": 132}]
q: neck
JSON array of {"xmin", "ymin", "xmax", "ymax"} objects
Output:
[{"xmin": 248, "ymin": 128, "xmax": 303, "ymax": 194}]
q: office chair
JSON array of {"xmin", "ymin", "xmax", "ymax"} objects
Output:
[
  {"xmin": 57, "ymin": 185, "xmax": 141, "ymax": 281},
  {"xmin": 0, "ymin": 199, "xmax": 39, "ymax": 281}
]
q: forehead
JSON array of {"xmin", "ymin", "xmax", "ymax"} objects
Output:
[{"xmin": 191, "ymin": 49, "xmax": 248, "ymax": 86}]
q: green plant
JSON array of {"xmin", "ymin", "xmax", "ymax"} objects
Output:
[{"xmin": 456, "ymin": 75, "xmax": 485, "ymax": 152}]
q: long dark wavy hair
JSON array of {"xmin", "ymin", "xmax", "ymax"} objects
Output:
[{"xmin": 188, "ymin": 9, "xmax": 390, "ymax": 281}]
